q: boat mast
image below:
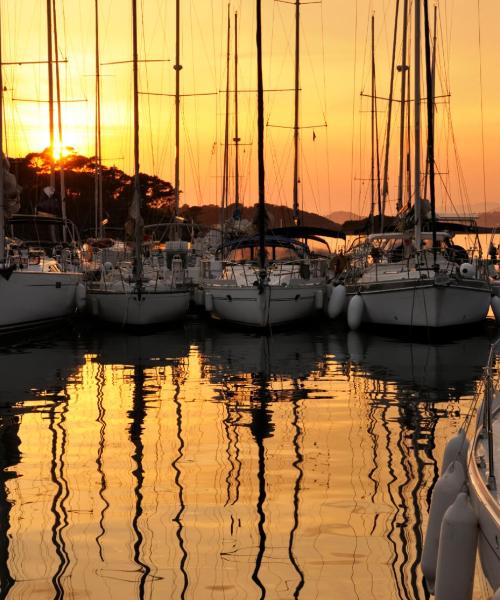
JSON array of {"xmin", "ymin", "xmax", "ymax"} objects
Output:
[
  {"xmin": 52, "ymin": 0, "xmax": 67, "ymax": 241},
  {"xmin": 94, "ymin": 0, "xmax": 103, "ymax": 238},
  {"xmin": 233, "ymin": 11, "xmax": 241, "ymax": 220},
  {"xmin": 423, "ymin": 0, "xmax": 437, "ymax": 258},
  {"xmin": 370, "ymin": 13, "xmax": 375, "ymax": 234},
  {"xmin": 174, "ymin": 0, "xmax": 181, "ymax": 221},
  {"xmin": 0, "ymin": 6, "xmax": 4, "ymax": 265},
  {"xmin": 220, "ymin": 4, "xmax": 230, "ymax": 234},
  {"xmin": 292, "ymin": 0, "xmax": 300, "ymax": 225},
  {"xmin": 46, "ymin": 0, "xmax": 55, "ymax": 190},
  {"xmin": 380, "ymin": 0, "xmax": 400, "ymax": 231},
  {"xmin": 256, "ymin": 0, "xmax": 266, "ymax": 278},
  {"xmin": 396, "ymin": 0, "xmax": 409, "ymax": 212},
  {"xmin": 414, "ymin": 0, "xmax": 422, "ymax": 250},
  {"xmin": 369, "ymin": 14, "xmax": 381, "ymax": 233},
  {"xmin": 132, "ymin": 0, "xmax": 142, "ymax": 282}
]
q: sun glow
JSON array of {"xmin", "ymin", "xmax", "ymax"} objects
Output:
[{"xmin": 52, "ymin": 141, "xmax": 76, "ymax": 161}]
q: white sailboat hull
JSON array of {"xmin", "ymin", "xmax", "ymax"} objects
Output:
[
  {"xmin": 204, "ymin": 283, "xmax": 323, "ymax": 328},
  {"xmin": 0, "ymin": 270, "xmax": 80, "ymax": 333},
  {"xmin": 467, "ymin": 398, "xmax": 500, "ymax": 593},
  {"xmin": 347, "ymin": 279, "xmax": 490, "ymax": 328},
  {"xmin": 468, "ymin": 479, "xmax": 500, "ymax": 593},
  {"xmin": 87, "ymin": 288, "xmax": 190, "ymax": 327}
]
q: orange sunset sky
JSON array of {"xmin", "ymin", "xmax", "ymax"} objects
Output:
[{"xmin": 1, "ymin": 0, "xmax": 500, "ymax": 218}]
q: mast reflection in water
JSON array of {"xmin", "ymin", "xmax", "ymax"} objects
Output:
[{"xmin": 0, "ymin": 322, "xmax": 492, "ymax": 599}]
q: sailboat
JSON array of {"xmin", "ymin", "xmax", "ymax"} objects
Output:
[
  {"xmin": 85, "ymin": 0, "xmax": 190, "ymax": 327},
  {"xmin": 332, "ymin": 0, "xmax": 490, "ymax": 330},
  {"xmin": 421, "ymin": 340, "xmax": 499, "ymax": 598},
  {"xmin": 202, "ymin": 0, "xmax": 326, "ymax": 328},
  {"xmin": 466, "ymin": 341, "xmax": 500, "ymax": 596},
  {"xmin": 0, "ymin": 6, "xmax": 80, "ymax": 335}
]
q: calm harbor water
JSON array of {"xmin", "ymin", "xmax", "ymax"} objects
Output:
[{"xmin": 0, "ymin": 317, "xmax": 495, "ymax": 599}]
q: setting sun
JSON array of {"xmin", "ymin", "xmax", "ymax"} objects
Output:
[{"xmin": 52, "ymin": 141, "xmax": 77, "ymax": 161}]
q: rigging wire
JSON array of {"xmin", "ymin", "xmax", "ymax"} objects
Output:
[
  {"xmin": 210, "ymin": 0, "xmax": 219, "ymax": 208},
  {"xmin": 300, "ymin": 4, "xmax": 328, "ymax": 218},
  {"xmin": 349, "ymin": 0, "xmax": 359, "ymax": 220},
  {"xmin": 476, "ymin": 0, "xmax": 488, "ymax": 223},
  {"xmin": 319, "ymin": 1, "xmax": 332, "ymax": 217},
  {"xmin": 139, "ymin": 0, "xmax": 157, "ymax": 177}
]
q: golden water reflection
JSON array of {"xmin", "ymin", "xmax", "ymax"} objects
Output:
[{"xmin": 0, "ymin": 322, "xmax": 492, "ymax": 599}]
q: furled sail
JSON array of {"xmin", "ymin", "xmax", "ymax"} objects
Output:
[{"xmin": 2, "ymin": 155, "xmax": 20, "ymax": 217}]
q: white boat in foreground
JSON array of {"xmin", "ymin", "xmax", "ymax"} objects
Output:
[
  {"xmin": 421, "ymin": 341, "xmax": 500, "ymax": 599},
  {"xmin": 467, "ymin": 346, "xmax": 500, "ymax": 596}
]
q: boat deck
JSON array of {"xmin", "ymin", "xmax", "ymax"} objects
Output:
[{"xmin": 474, "ymin": 394, "xmax": 500, "ymax": 502}]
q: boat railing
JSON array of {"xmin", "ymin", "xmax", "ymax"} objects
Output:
[
  {"xmin": 87, "ymin": 254, "xmax": 188, "ymax": 292},
  {"xmin": 309, "ymin": 257, "xmax": 328, "ymax": 278},
  {"xmin": 203, "ymin": 257, "xmax": 326, "ymax": 287},
  {"xmin": 480, "ymin": 341, "xmax": 500, "ymax": 491},
  {"xmin": 4, "ymin": 244, "xmax": 67, "ymax": 273},
  {"xmin": 200, "ymin": 257, "xmax": 224, "ymax": 281},
  {"xmin": 221, "ymin": 263, "xmax": 257, "ymax": 286},
  {"xmin": 94, "ymin": 246, "xmax": 135, "ymax": 267}
]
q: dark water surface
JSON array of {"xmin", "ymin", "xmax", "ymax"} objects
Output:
[{"xmin": 0, "ymin": 317, "xmax": 494, "ymax": 599}]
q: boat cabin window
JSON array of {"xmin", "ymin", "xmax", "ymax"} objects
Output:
[
  {"xmin": 7, "ymin": 221, "xmax": 63, "ymax": 247},
  {"xmin": 368, "ymin": 237, "xmax": 416, "ymax": 262},
  {"xmin": 304, "ymin": 238, "xmax": 332, "ymax": 257},
  {"xmin": 228, "ymin": 247, "xmax": 257, "ymax": 262},
  {"xmin": 227, "ymin": 243, "xmax": 304, "ymax": 263},
  {"xmin": 422, "ymin": 239, "xmax": 446, "ymax": 250}
]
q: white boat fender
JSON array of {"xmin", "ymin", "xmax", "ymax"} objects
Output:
[
  {"xmin": 315, "ymin": 289, "xmax": 324, "ymax": 310},
  {"xmin": 491, "ymin": 295, "xmax": 500, "ymax": 323},
  {"xmin": 75, "ymin": 282, "xmax": 87, "ymax": 311},
  {"xmin": 205, "ymin": 293, "xmax": 214, "ymax": 312},
  {"xmin": 459, "ymin": 263, "xmax": 475, "ymax": 279},
  {"xmin": 421, "ymin": 460, "xmax": 466, "ymax": 592},
  {"xmin": 347, "ymin": 294, "xmax": 363, "ymax": 330},
  {"xmin": 441, "ymin": 429, "xmax": 469, "ymax": 474},
  {"xmin": 434, "ymin": 492, "xmax": 478, "ymax": 600},
  {"xmin": 327, "ymin": 284, "xmax": 346, "ymax": 319}
]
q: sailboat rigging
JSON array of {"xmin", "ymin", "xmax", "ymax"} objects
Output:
[
  {"xmin": 331, "ymin": 0, "xmax": 491, "ymax": 330},
  {"xmin": 94, "ymin": 0, "xmax": 103, "ymax": 239},
  {"xmin": 85, "ymin": 0, "xmax": 190, "ymax": 327},
  {"xmin": 0, "ymin": 2, "xmax": 81, "ymax": 334},
  {"xmin": 200, "ymin": 0, "xmax": 327, "ymax": 328},
  {"xmin": 233, "ymin": 11, "xmax": 241, "ymax": 221}
]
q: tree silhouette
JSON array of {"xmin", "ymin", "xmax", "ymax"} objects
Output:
[{"xmin": 9, "ymin": 151, "xmax": 177, "ymax": 235}]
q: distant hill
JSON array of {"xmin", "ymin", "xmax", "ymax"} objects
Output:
[
  {"xmin": 333, "ymin": 209, "xmax": 500, "ymax": 230},
  {"xmin": 326, "ymin": 210, "xmax": 361, "ymax": 225},
  {"xmin": 477, "ymin": 212, "xmax": 500, "ymax": 228},
  {"xmin": 180, "ymin": 203, "xmax": 343, "ymax": 231}
]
